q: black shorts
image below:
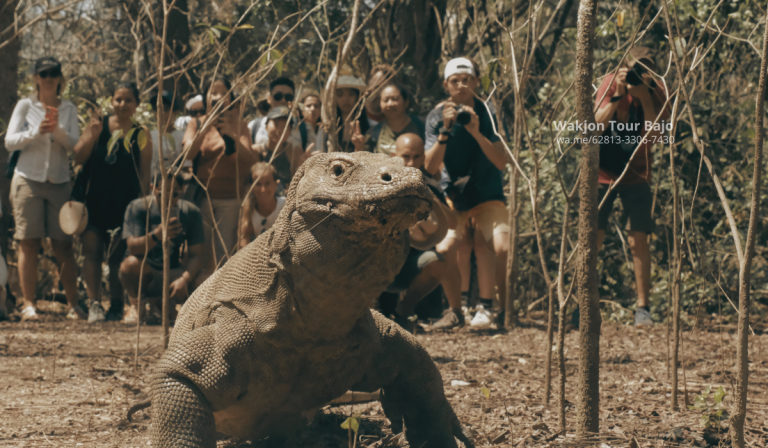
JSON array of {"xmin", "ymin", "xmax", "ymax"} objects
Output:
[
  {"xmin": 597, "ymin": 183, "xmax": 654, "ymax": 234},
  {"xmin": 386, "ymin": 249, "xmax": 444, "ymax": 293}
]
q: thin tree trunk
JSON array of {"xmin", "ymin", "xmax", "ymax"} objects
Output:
[
  {"xmin": 573, "ymin": 0, "xmax": 600, "ymax": 440},
  {"xmin": 728, "ymin": 10, "xmax": 768, "ymax": 447},
  {"xmin": 321, "ymin": 0, "xmax": 362, "ymax": 152},
  {"xmin": 0, "ymin": 0, "xmax": 21, "ymax": 265},
  {"xmin": 669, "ymin": 116, "xmax": 682, "ymax": 411}
]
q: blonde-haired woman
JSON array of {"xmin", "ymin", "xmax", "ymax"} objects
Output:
[{"xmin": 4, "ymin": 57, "xmax": 83, "ymax": 321}]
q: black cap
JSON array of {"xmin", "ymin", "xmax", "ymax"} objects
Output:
[
  {"xmin": 266, "ymin": 105, "xmax": 291, "ymax": 121},
  {"xmin": 150, "ymin": 90, "xmax": 183, "ymax": 111},
  {"xmin": 33, "ymin": 57, "xmax": 61, "ymax": 74}
]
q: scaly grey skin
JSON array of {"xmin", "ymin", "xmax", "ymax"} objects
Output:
[{"xmin": 149, "ymin": 152, "xmax": 474, "ymax": 447}]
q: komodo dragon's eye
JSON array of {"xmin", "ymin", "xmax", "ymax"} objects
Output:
[{"xmin": 330, "ymin": 161, "xmax": 348, "ymax": 178}]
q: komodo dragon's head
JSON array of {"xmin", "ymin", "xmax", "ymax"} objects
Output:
[{"xmin": 286, "ymin": 152, "xmax": 432, "ymax": 237}]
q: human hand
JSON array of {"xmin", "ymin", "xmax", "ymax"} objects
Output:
[
  {"xmin": 39, "ymin": 106, "xmax": 58, "ymax": 134},
  {"xmin": 215, "ymin": 112, "xmax": 235, "ymax": 138},
  {"xmin": 615, "ymin": 67, "xmax": 629, "ymax": 97},
  {"xmin": 627, "ymin": 72, "xmax": 654, "ymax": 101},
  {"xmin": 351, "ymin": 121, "xmax": 366, "ymax": 151},
  {"xmin": 166, "ymin": 217, "xmax": 183, "ymax": 239},
  {"xmin": 85, "ymin": 109, "xmax": 103, "ymax": 139},
  {"xmin": 463, "ymin": 107, "xmax": 481, "ymax": 136},
  {"xmin": 442, "ymin": 101, "xmax": 457, "ymax": 129},
  {"xmin": 169, "ymin": 275, "xmax": 188, "ymax": 299}
]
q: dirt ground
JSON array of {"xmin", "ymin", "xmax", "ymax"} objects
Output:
[{"xmin": 2, "ymin": 306, "xmax": 768, "ymax": 448}]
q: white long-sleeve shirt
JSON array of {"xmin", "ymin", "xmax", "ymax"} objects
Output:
[{"xmin": 4, "ymin": 96, "xmax": 79, "ymax": 184}]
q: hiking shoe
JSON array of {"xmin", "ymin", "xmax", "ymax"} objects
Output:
[
  {"xmin": 430, "ymin": 308, "xmax": 465, "ymax": 331},
  {"xmin": 635, "ymin": 307, "xmax": 654, "ymax": 327},
  {"xmin": 104, "ymin": 304, "xmax": 124, "ymax": 322},
  {"xmin": 470, "ymin": 305, "xmax": 492, "ymax": 328},
  {"xmin": 66, "ymin": 305, "xmax": 87, "ymax": 320},
  {"xmin": 122, "ymin": 306, "xmax": 139, "ymax": 325},
  {"xmin": 21, "ymin": 306, "xmax": 39, "ymax": 321},
  {"xmin": 88, "ymin": 301, "xmax": 106, "ymax": 323}
]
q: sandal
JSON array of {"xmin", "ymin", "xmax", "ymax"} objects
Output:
[{"xmin": 20, "ymin": 306, "xmax": 39, "ymax": 321}]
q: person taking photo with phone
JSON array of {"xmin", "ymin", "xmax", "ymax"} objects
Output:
[
  {"xmin": 5, "ymin": 57, "xmax": 82, "ymax": 321},
  {"xmin": 181, "ymin": 76, "xmax": 255, "ymax": 286}
]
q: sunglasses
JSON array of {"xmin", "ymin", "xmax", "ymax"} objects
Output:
[
  {"xmin": 272, "ymin": 92, "xmax": 294, "ymax": 102},
  {"xmin": 189, "ymin": 109, "xmax": 205, "ymax": 117},
  {"xmin": 38, "ymin": 68, "xmax": 62, "ymax": 79}
]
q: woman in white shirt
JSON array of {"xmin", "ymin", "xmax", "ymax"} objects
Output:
[
  {"xmin": 238, "ymin": 162, "xmax": 286, "ymax": 248},
  {"xmin": 149, "ymin": 90, "xmax": 190, "ymax": 180},
  {"xmin": 4, "ymin": 57, "xmax": 84, "ymax": 321}
]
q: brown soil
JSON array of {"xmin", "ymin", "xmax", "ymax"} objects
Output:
[{"xmin": 1, "ymin": 309, "xmax": 768, "ymax": 447}]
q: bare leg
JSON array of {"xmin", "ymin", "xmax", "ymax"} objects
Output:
[
  {"xmin": 457, "ymin": 232, "xmax": 473, "ymax": 293},
  {"xmin": 395, "ymin": 260, "xmax": 445, "ymax": 317},
  {"xmin": 435, "ymin": 236, "xmax": 462, "ymax": 310},
  {"xmin": 492, "ymin": 231, "xmax": 509, "ymax": 312},
  {"xmin": 18, "ymin": 239, "xmax": 41, "ymax": 309},
  {"xmin": 473, "ymin": 229, "xmax": 496, "ymax": 300},
  {"xmin": 50, "ymin": 239, "xmax": 80, "ymax": 309},
  {"xmin": 627, "ymin": 231, "xmax": 651, "ymax": 308},
  {"xmin": 81, "ymin": 230, "xmax": 105, "ymax": 306}
]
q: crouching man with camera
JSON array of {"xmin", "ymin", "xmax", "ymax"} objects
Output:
[
  {"xmin": 424, "ymin": 57, "xmax": 510, "ymax": 329},
  {"xmin": 592, "ymin": 46, "xmax": 670, "ymax": 327}
]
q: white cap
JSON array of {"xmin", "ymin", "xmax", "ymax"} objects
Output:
[
  {"xmin": 443, "ymin": 57, "xmax": 476, "ymax": 80},
  {"xmin": 185, "ymin": 95, "xmax": 203, "ymax": 111}
]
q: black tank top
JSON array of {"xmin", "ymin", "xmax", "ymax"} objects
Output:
[{"xmin": 73, "ymin": 117, "xmax": 143, "ymax": 233}]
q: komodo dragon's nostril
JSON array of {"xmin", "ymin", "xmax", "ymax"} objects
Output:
[{"xmin": 381, "ymin": 172, "xmax": 392, "ymax": 182}]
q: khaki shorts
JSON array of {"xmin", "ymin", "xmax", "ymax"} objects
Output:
[
  {"xmin": 445, "ymin": 200, "xmax": 510, "ymax": 242},
  {"xmin": 10, "ymin": 175, "xmax": 72, "ymax": 241},
  {"xmin": 199, "ymin": 196, "xmax": 241, "ymax": 265}
]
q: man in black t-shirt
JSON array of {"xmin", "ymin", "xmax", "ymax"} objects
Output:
[
  {"xmin": 118, "ymin": 172, "xmax": 205, "ymax": 324},
  {"xmin": 424, "ymin": 57, "xmax": 510, "ymax": 329}
]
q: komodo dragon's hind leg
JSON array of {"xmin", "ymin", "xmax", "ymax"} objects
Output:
[
  {"xmin": 150, "ymin": 375, "xmax": 217, "ymax": 448},
  {"xmin": 355, "ymin": 312, "xmax": 474, "ymax": 448}
]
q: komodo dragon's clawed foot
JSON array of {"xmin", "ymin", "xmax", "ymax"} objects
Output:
[{"xmin": 150, "ymin": 376, "xmax": 216, "ymax": 447}]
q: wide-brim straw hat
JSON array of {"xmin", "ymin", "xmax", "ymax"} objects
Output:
[
  {"xmin": 408, "ymin": 197, "xmax": 450, "ymax": 251},
  {"xmin": 336, "ymin": 75, "xmax": 366, "ymax": 92}
]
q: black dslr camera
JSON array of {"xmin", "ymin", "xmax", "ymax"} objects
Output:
[
  {"xmin": 454, "ymin": 105, "xmax": 472, "ymax": 126},
  {"xmin": 626, "ymin": 62, "xmax": 657, "ymax": 89}
]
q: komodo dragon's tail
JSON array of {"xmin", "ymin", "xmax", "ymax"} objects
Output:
[{"xmin": 127, "ymin": 398, "xmax": 152, "ymax": 422}]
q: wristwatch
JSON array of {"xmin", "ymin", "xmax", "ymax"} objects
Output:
[
  {"xmin": 439, "ymin": 126, "xmax": 452, "ymax": 136},
  {"xmin": 609, "ymin": 95, "xmax": 622, "ymax": 103}
]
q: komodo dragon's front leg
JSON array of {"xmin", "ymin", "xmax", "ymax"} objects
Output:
[
  {"xmin": 354, "ymin": 311, "xmax": 474, "ymax": 448},
  {"xmin": 150, "ymin": 374, "xmax": 216, "ymax": 447}
]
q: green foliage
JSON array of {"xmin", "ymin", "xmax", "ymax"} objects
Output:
[
  {"xmin": 688, "ymin": 385, "xmax": 729, "ymax": 428},
  {"xmin": 340, "ymin": 412, "xmax": 361, "ymax": 433}
]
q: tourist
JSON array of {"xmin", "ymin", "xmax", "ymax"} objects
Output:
[
  {"xmin": 182, "ymin": 75, "xmax": 255, "ymax": 286},
  {"xmin": 253, "ymin": 106, "xmax": 302, "ymax": 189},
  {"xmin": 73, "ymin": 81, "xmax": 153, "ymax": 323},
  {"xmin": 5, "ymin": 57, "xmax": 83, "ymax": 321},
  {"xmin": 239, "ymin": 162, "xmax": 286, "ymax": 248},
  {"xmin": 364, "ymin": 64, "xmax": 396, "ymax": 128},
  {"xmin": 380, "ymin": 133, "xmax": 453, "ymax": 333},
  {"xmin": 119, "ymin": 172, "xmax": 204, "ymax": 323},
  {"xmin": 353, "ymin": 83, "xmax": 424, "ymax": 155},
  {"xmin": 298, "ymin": 91, "xmax": 324, "ymax": 153},
  {"xmin": 335, "ymin": 75, "xmax": 369, "ymax": 152},
  {"xmin": 174, "ymin": 94, "xmax": 204, "ymax": 131},
  {"xmin": 149, "ymin": 89, "xmax": 188, "ymax": 180},
  {"xmin": 248, "ymin": 77, "xmax": 301, "ymax": 148},
  {"xmin": 424, "ymin": 57, "xmax": 509, "ymax": 329}
]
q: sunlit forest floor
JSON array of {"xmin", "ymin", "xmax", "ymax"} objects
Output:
[{"xmin": 2, "ymin": 304, "xmax": 767, "ymax": 447}]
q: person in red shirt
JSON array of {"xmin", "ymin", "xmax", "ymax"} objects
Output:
[{"xmin": 593, "ymin": 47, "xmax": 670, "ymax": 327}]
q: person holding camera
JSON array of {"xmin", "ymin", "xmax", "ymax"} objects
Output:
[
  {"xmin": 119, "ymin": 172, "xmax": 204, "ymax": 324},
  {"xmin": 592, "ymin": 46, "xmax": 669, "ymax": 327},
  {"xmin": 424, "ymin": 57, "xmax": 509, "ymax": 329},
  {"xmin": 181, "ymin": 76, "xmax": 255, "ymax": 286}
]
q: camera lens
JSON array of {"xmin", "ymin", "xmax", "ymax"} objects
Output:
[{"xmin": 455, "ymin": 107, "xmax": 472, "ymax": 126}]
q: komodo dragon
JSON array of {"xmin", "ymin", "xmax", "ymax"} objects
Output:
[{"xmin": 146, "ymin": 152, "xmax": 475, "ymax": 447}]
